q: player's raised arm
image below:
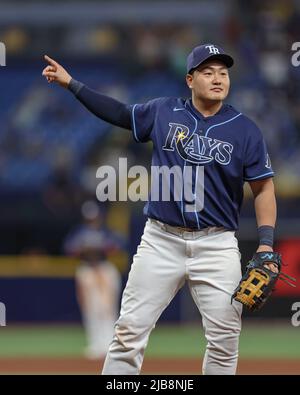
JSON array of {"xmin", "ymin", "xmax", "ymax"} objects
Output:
[{"xmin": 42, "ymin": 55, "xmax": 132, "ymax": 130}]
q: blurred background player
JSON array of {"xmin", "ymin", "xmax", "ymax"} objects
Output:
[{"xmin": 64, "ymin": 200, "xmax": 122, "ymax": 359}]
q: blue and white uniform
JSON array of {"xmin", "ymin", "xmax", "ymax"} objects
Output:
[
  {"xmin": 131, "ymin": 97, "xmax": 273, "ymax": 230},
  {"xmin": 101, "ymin": 97, "xmax": 274, "ymax": 375}
]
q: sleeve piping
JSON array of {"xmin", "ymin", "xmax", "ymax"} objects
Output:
[
  {"xmin": 131, "ymin": 104, "xmax": 140, "ymax": 142},
  {"xmin": 244, "ymin": 171, "xmax": 274, "ymax": 181}
]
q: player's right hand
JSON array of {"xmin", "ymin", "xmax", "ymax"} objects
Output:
[{"xmin": 42, "ymin": 55, "xmax": 72, "ymax": 88}]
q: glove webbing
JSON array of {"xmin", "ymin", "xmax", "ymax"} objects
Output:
[
  {"xmin": 278, "ymin": 272, "xmax": 296, "ymax": 287},
  {"xmin": 234, "ymin": 268, "xmax": 270, "ymax": 309}
]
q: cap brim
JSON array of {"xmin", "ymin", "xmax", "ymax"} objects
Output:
[
  {"xmin": 188, "ymin": 53, "xmax": 234, "ymax": 74},
  {"xmin": 205, "ymin": 54, "xmax": 234, "ymax": 67}
]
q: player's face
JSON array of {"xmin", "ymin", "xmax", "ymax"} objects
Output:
[{"xmin": 186, "ymin": 61, "xmax": 230, "ymax": 102}]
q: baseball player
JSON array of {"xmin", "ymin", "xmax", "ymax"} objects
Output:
[
  {"xmin": 42, "ymin": 44, "xmax": 278, "ymax": 375},
  {"xmin": 64, "ymin": 201, "xmax": 122, "ymax": 359}
]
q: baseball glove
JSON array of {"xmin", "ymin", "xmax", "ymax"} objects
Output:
[{"xmin": 232, "ymin": 251, "xmax": 296, "ymax": 311}]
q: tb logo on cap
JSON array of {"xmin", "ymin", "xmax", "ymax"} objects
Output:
[{"xmin": 205, "ymin": 45, "xmax": 220, "ymax": 54}]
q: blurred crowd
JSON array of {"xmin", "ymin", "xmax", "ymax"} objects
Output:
[{"xmin": 0, "ymin": 0, "xmax": 300, "ymax": 254}]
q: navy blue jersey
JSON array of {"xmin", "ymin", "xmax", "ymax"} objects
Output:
[{"xmin": 129, "ymin": 97, "xmax": 274, "ymax": 230}]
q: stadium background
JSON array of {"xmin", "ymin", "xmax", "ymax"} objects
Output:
[{"xmin": 0, "ymin": 0, "xmax": 299, "ymax": 374}]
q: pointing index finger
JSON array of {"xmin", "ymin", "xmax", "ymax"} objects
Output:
[{"xmin": 44, "ymin": 55, "xmax": 58, "ymax": 67}]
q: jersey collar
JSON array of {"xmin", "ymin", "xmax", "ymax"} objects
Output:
[{"xmin": 185, "ymin": 98, "xmax": 230, "ymax": 120}]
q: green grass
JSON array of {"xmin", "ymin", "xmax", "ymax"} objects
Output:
[
  {"xmin": 0, "ymin": 323, "xmax": 299, "ymax": 359},
  {"xmin": 237, "ymin": 325, "xmax": 300, "ymax": 358},
  {"xmin": 0, "ymin": 326, "xmax": 85, "ymax": 357},
  {"xmin": 145, "ymin": 324, "xmax": 300, "ymax": 359}
]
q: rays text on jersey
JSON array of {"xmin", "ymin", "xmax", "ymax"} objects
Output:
[{"xmin": 163, "ymin": 122, "xmax": 233, "ymax": 165}]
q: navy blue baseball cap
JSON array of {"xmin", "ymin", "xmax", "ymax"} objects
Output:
[{"xmin": 187, "ymin": 44, "xmax": 234, "ymax": 74}]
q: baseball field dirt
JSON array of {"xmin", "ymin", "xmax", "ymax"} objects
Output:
[{"xmin": 0, "ymin": 357, "xmax": 299, "ymax": 374}]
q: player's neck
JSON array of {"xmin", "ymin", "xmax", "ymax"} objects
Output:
[{"xmin": 191, "ymin": 97, "xmax": 223, "ymax": 118}]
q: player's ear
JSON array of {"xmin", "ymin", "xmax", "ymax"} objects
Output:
[{"xmin": 186, "ymin": 74, "xmax": 193, "ymax": 89}]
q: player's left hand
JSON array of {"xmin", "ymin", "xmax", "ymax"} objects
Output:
[
  {"xmin": 232, "ymin": 251, "xmax": 296, "ymax": 310},
  {"xmin": 256, "ymin": 245, "xmax": 278, "ymax": 273}
]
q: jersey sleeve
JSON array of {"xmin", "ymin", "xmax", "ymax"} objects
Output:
[
  {"xmin": 129, "ymin": 98, "xmax": 163, "ymax": 143},
  {"xmin": 243, "ymin": 123, "xmax": 274, "ymax": 181}
]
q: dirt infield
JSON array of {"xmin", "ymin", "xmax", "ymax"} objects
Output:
[{"xmin": 0, "ymin": 357, "xmax": 299, "ymax": 375}]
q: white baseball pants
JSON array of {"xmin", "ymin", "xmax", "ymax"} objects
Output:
[
  {"xmin": 102, "ymin": 219, "xmax": 243, "ymax": 375},
  {"xmin": 76, "ymin": 262, "xmax": 121, "ymax": 359}
]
